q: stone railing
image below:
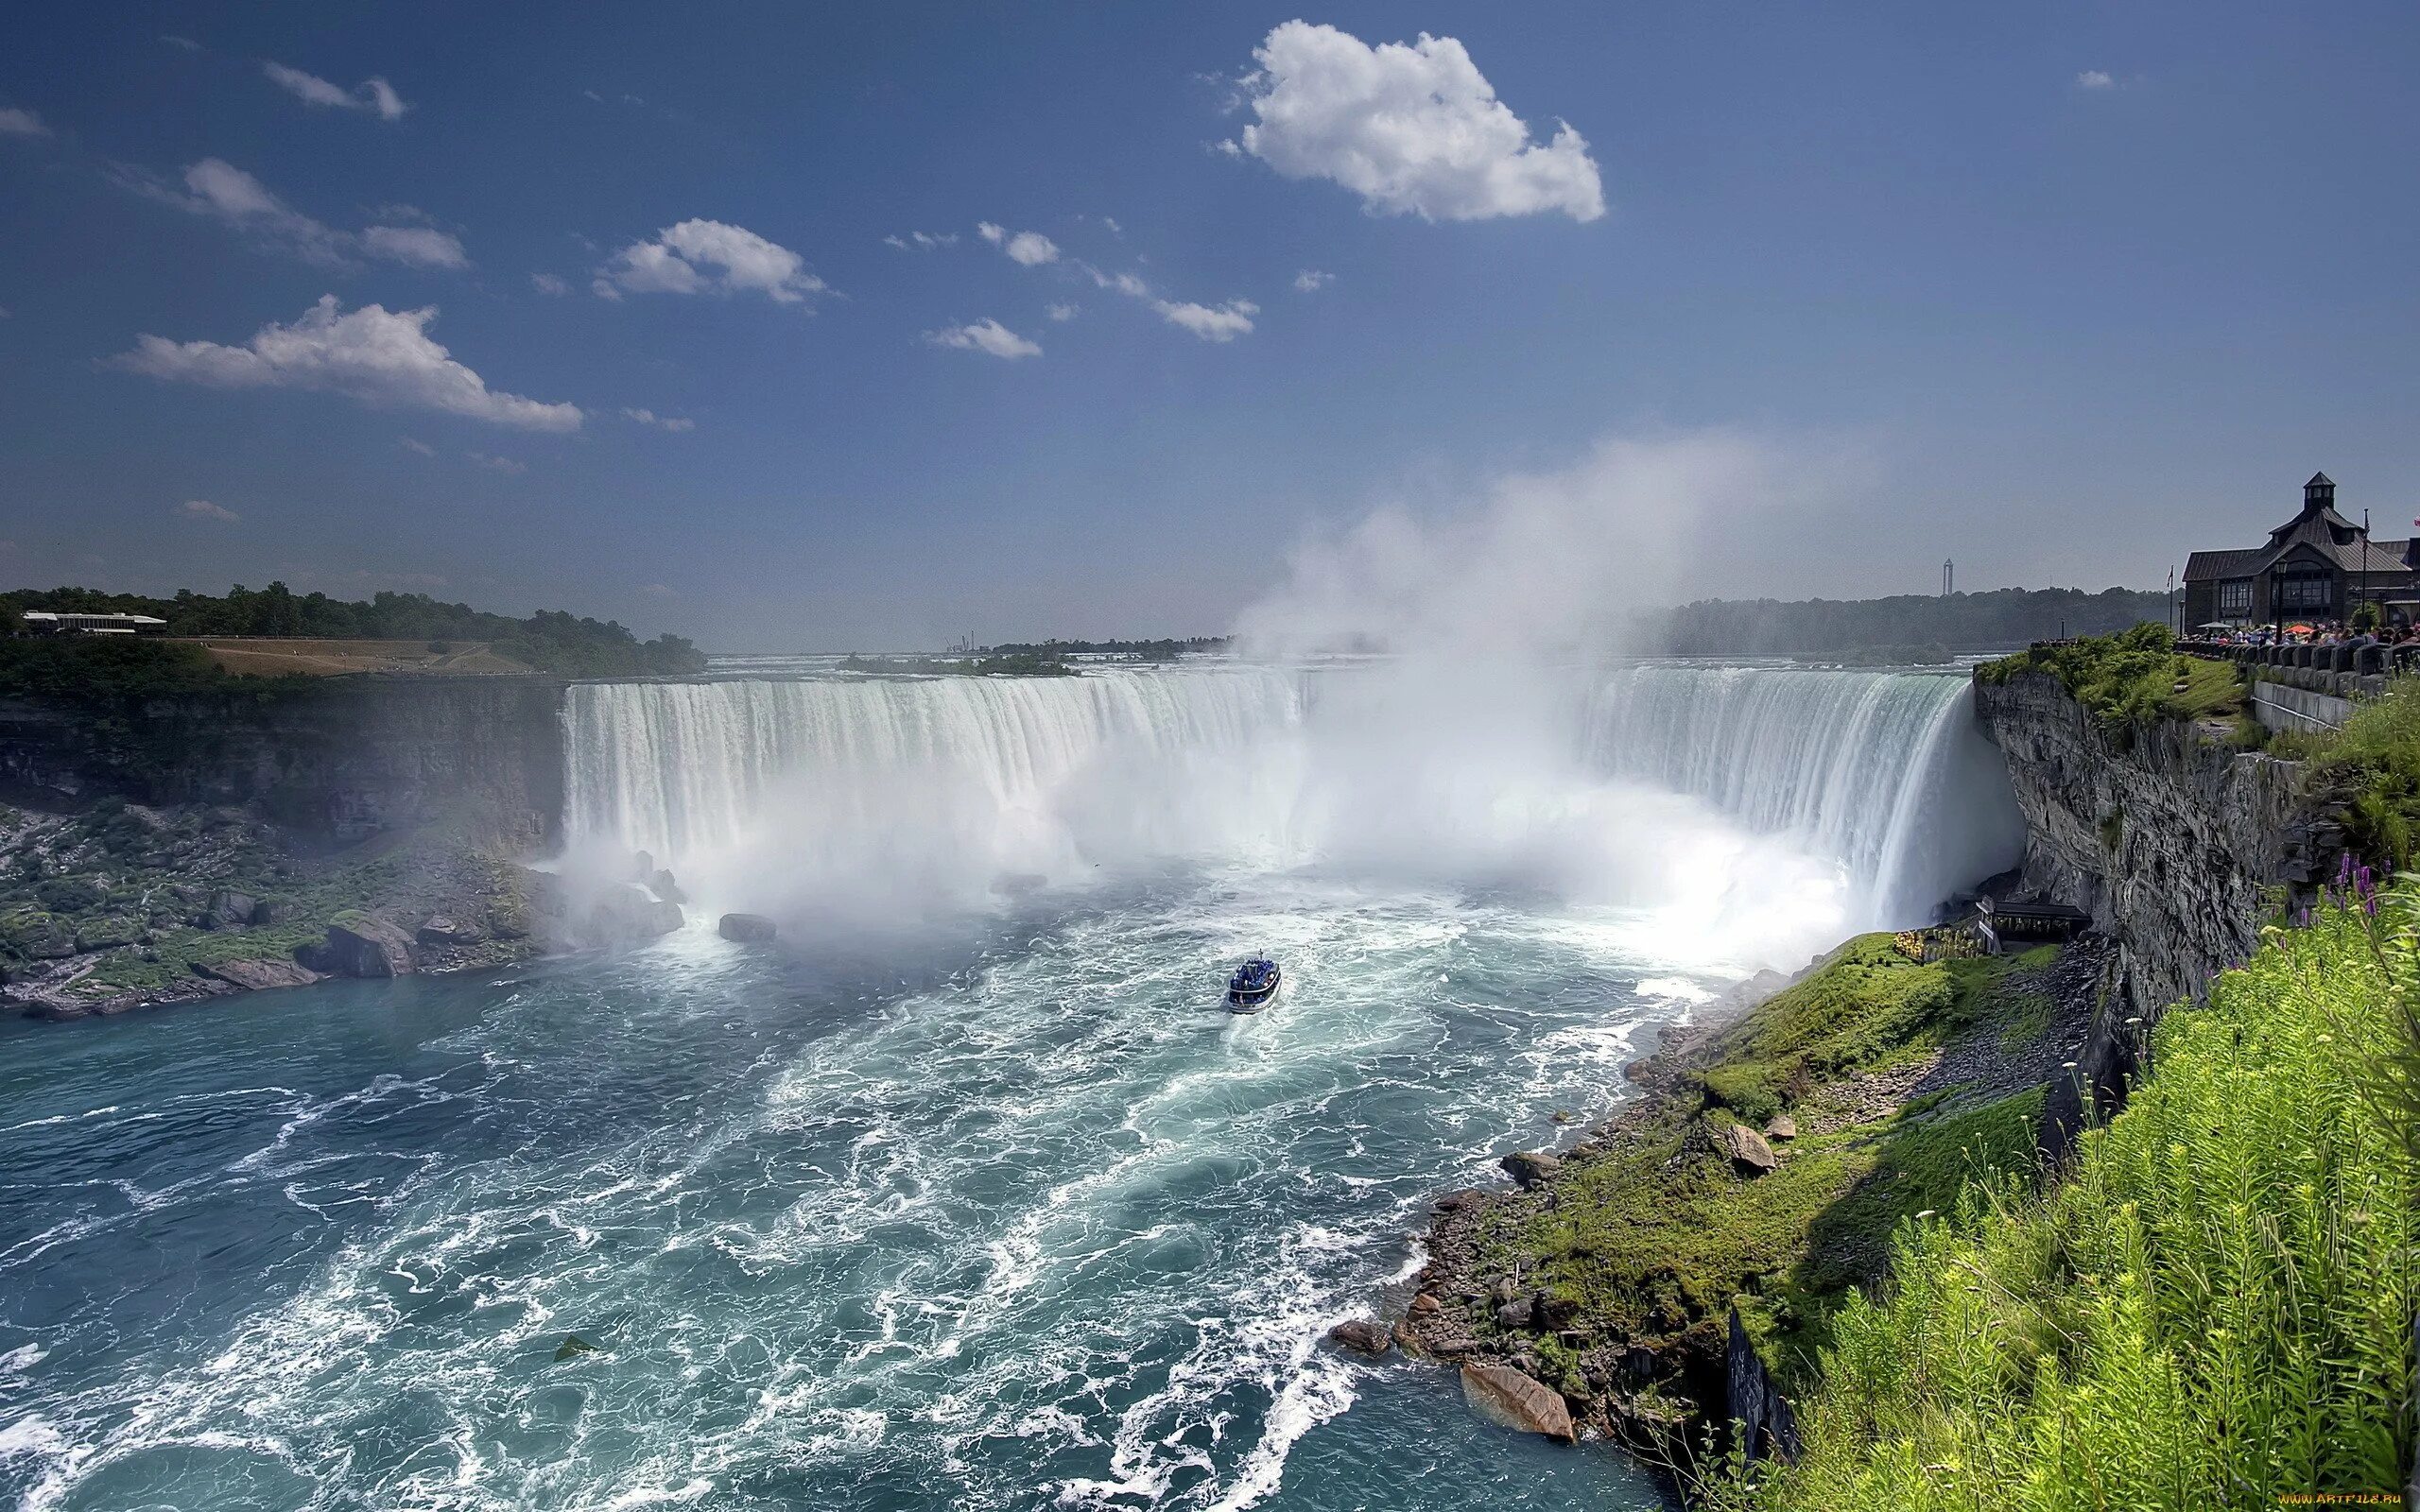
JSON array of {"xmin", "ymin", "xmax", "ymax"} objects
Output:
[{"xmin": 2178, "ymin": 640, "xmax": 2405, "ymax": 703}]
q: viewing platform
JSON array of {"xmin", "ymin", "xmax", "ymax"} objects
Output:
[{"xmin": 2176, "ymin": 639, "xmax": 2406, "ymax": 732}]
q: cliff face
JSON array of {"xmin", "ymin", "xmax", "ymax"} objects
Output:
[
  {"xmin": 0, "ymin": 677, "xmax": 567, "ymax": 850},
  {"xmin": 1974, "ymin": 671, "xmax": 2339, "ymax": 1019}
]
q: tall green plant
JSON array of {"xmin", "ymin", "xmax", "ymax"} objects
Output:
[{"xmin": 1714, "ymin": 887, "xmax": 2420, "ymax": 1511}]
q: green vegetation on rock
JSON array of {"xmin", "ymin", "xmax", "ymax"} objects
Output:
[
  {"xmin": 1462, "ymin": 936, "xmax": 2068, "ymax": 1403},
  {"xmin": 1714, "ymin": 893, "xmax": 2419, "ymax": 1511},
  {"xmin": 1976, "ymin": 623, "xmax": 2245, "ymax": 732}
]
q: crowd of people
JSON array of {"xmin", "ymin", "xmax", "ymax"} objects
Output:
[{"xmin": 2193, "ymin": 614, "xmax": 2419, "ymax": 649}]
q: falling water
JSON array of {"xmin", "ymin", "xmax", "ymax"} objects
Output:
[{"xmin": 563, "ymin": 659, "xmax": 2021, "ymax": 933}]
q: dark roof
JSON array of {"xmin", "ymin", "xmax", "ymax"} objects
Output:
[
  {"xmin": 2185, "ymin": 537, "xmax": 2415, "ymax": 583},
  {"xmin": 2308, "ymin": 471, "xmax": 2335, "ymax": 488},
  {"xmin": 2184, "ymin": 548, "xmax": 2266, "ymax": 582}
]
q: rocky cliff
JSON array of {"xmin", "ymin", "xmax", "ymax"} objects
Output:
[
  {"xmin": 1974, "ymin": 669, "xmax": 2347, "ymax": 1159},
  {"xmin": 1974, "ymin": 670, "xmax": 2340, "ymax": 1020},
  {"xmin": 0, "ymin": 677, "xmax": 567, "ymax": 850}
]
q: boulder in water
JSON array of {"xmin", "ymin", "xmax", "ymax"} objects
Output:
[
  {"xmin": 1459, "ymin": 1364, "xmax": 1576, "ymax": 1443},
  {"xmin": 553, "ymin": 1333, "xmax": 599, "ymax": 1362},
  {"xmin": 323, "ymin": 915, "xmax": 416, "ymax": 978},
  {"xmin": 648, "ymin": 868, "xmax": 688, "ymax": 905},
  {"xmin": 718, "ymin": 913, "xmax": 778, "ymax": 944},
  {"xmin": 1325, "ymin": 1319, "xmax": 1392, "ymax": 1356},
  {"xmin": 585, "ymin": 885, "xmax": 682, "ymax": 945}
]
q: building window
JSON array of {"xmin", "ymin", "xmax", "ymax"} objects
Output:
[
  {"xmin": 2218, "ymin": 580, "xmax": 2252, "ymax": 616},
  {"xmin": 2279, "ymin": 576, "xmax": 2334, "ymax": 610}
]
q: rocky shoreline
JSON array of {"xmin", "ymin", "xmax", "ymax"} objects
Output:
[
  {"xmin": 1326, "ymin": 931, "xmax": 2108, "ymax": 1477},
  {"xmin": 0, "ymin": 792, "xmax": 704, "ymax": 1022}
]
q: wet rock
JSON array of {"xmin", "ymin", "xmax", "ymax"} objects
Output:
[
  {"xmin": 1460, "ymin": 1364, "xmax": 1576, "ymax": 1443},
  {"xmin": 1764, "ymin": 1113, "xmax": 1798, "ymax": 1142},
  {"xmin": 323, "ymin": 916, "xmax": 417, "ymax": 978},
  {"xmin": 647, "ymin": 868, "xmax": 688, "ymax": 905},
  {"xmin": 554, "ymin": 1333, "xmax": 599, "ymax": 1362},
  {"xmin": 417, "ymin": 915, "xmax": 484, "ymax": 947},
  {"xmin": 199, "ymin": 957, "xmax": 321, "ymax": 991},
  {"xmin": 586, "ymin": 885, "xmax": 683, "ymax": 945},
  {"xmin": 718, "ymin": 912, "xmax": 779, "ymax": 944},
  {"xmin": 1408, "ymin": 1293, "xmax": 1442, "ymax": 1316},
  {"xmin": 1433, "ymin": 1189, "xmax": 1485, "ymax": 1213},
  {"xmin": 1714, "ymin": 1122, "xmax": 1778, "ymax": 1175},
  {"xmin": 1326, "ymin": 1319, "xmax": 1392, "ymax": 1356},
  {"xmin": 1500, "ymin": 1150, "xmax": 1562, "ymax": 1189}
]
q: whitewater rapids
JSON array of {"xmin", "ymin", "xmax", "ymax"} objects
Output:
[{"xmin": 0, "ymin": 658, "xmax": 2022, "ymax": 1512}]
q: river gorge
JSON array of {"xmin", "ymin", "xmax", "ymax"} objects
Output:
[{"xmin": 0, "ymin": 658, "xmax": 2030, "ymax": 1511}]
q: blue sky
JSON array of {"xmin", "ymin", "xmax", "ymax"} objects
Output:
[{"xmin": 2, "ymin": 3, "xmax": 2416, "ymax": 649}]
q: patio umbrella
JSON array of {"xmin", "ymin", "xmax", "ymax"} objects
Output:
[{"xmin": 2287, "ymin": 623, "xmax": 2315, "ymax": 634}]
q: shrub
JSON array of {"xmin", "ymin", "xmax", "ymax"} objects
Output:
[{"xmin": 1715, "ymin": 889, "xmax": 2420, "ymax": 1511}]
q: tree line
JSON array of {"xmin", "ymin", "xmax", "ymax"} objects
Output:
[
  {"xmin": 1, "ymin": 583, "xmax": 706, "ymax": 678},
  {"xmin": 1647, "ymin": 586, "xmax": 2167, "ymax": 657}
]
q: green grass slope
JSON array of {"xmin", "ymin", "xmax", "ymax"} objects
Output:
[{"xmin": 1714, "ymin": 895, "xmax": 2419, "ymax": 1511}]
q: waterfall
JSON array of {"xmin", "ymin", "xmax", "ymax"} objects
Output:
[
  {"xmin": 1580, "ymin": 664, "xmax": 2025, "ymax": 925},
  {"xmin": 562, "ymin": 661, "xmax": 2020, "ymax": 931}
]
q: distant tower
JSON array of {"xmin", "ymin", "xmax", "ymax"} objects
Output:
[{"xmin": 1942, "ymin": 558, "xmax": 1955, "ymax": 597}]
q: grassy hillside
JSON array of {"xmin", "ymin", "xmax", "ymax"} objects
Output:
[{"xmin": 1713, "ymin": 891, "xmax": 2419, "ymax": 1510}]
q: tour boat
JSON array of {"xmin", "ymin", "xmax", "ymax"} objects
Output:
[{"xmin": 1226, "ymin": 954, "xmax": 1281, "ymax": 1012}]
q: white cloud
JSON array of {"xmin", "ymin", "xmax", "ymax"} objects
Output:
[
  {"xmin": 113, "ymin": 295, "xmax": 583, "ymax": 432},
  {"xmin": 160, "ymin": 34, "xmax": 202, "ymax": 52},
  {"xmin": 263, "ymin": 61, "xmax": 409, "ymax": 119},
  {"xmin": 152, "ymin": 159, "xmax": 466, "ymax": 269},
  {"xmin": 177, "ymin": 499, "xmax": 239, "ymax": 523},
  {"xmin": 530, "ymin": 272, "xmax": 570, "ymax": 296},
  {"xmin": 2075, "ymin": 69, "xmax": 2117, "ymax": 90},
  {"xmin": 467, "ymin": 451, "xmax": 527, "ymax": 474},
  {"xmin": 924, "ymin": 318, "xmax": 1042, "ymax": 359},
  {"xmin": 1152, "ymin": 298, "xmax": 1257, "ymax": 342},
  {"xmin": 1082, "ymin": 265, "xmax": 1151, "ymax": 299},
  {"xmin": 622, "ymin": 406, "xmax": 697, "ymax": 432},
  {"xmin": 596, "ymin": 219, "xmax": 824, "ymax": 304},
  {"xmin": 1046, "ymin": 302, "xmax": 1079, "ymax": 321},
  {"xmin": 641, "ymin": 582, "xmax": 676, "ymax": 597},
  {"xmin": 1077, "ymin": 263, "xmax": 1259, "ymax": 341},
  {"xmin": 361, "ymin": 224, "xmax": 468, "ymax": 269},
  {"xmin": 1293, "ymin": 268, "xmax": 1335, "ymax": 292},
  {"xmin": 1005, "ymin": 231, "xmax": 1058, "ymax": 266},
  {"xmin": 164, "ymin": 158, "xmax": 347, "ymax": 264},
  {"xmin": 0, "ymin": 107, "xmax": 50, "ymax": 138},
  {"xmin": 976, "ymin": 223, "xmax": 1060, "ymax": 266},
  {"xmin": 1231, "ymin": 22, "xmax": 1604, "ymax": 223},
  {"xmin": 885, "ymin": 230, "xmax": 958, "ymax": 249},
  {"xmin": 399, "ymin": 437, "xmax": 436, "ymax": 455}
]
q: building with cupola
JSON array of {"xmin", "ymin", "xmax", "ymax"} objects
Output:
[{"xmin": 2182, "ymin": 472, "xmax": 2417, "ymax": 628}]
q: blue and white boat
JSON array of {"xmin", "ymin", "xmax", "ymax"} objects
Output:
[{"xmin": 1226, "ymin": 954, "xmax": 1281, "ymax": 1012}]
